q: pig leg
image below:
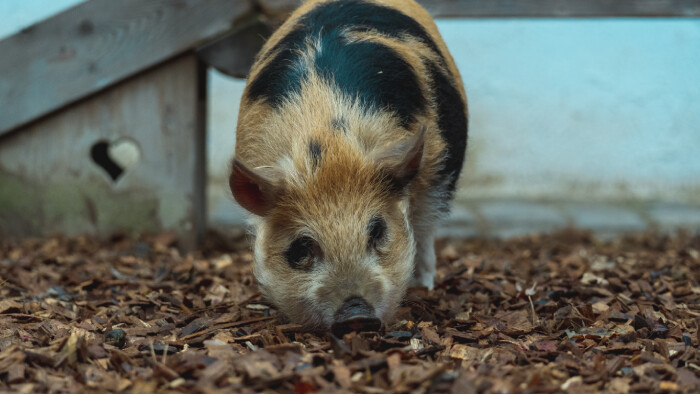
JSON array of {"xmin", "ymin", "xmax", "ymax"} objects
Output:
[
  {"xmin": 411, "ymin": 226, "xmax": 437, "ymax": 289},
  {"xmin": 409, "ymin": 189, "xmax": 448, "ymax": 290}
]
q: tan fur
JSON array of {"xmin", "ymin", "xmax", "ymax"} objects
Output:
[
  {"xmin": 232, "ymin": 0, "xmax": 468, "ymax": 331},
  {"xmin": 253, "ymin": 132, "xmax": 415, "ymax": 327}
]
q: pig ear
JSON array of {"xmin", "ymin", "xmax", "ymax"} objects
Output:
[
  {"xmin": 229, "ymin": 160, "xmax": 281, "ymax": 216},
  {"xmin": 375, "ymin": 125, "xmax": 426, "ymax": 193}
]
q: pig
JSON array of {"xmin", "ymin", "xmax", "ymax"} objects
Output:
[{"xmin": 229, "ymin": 0, "xmax": 468, "ymax": 335}]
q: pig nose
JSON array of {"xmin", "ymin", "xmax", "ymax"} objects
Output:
[{"xmin": 331, "ymin": 296, "xmax": 382, "ymax": 337}]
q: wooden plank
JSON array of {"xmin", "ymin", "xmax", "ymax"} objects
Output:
[
  {"xmin": 0, "ymin": 0, "xmax": 253, "ymax": 136},
  {"xmin": 193, "ymin": 58, "xmax": 208, "ymax": 247},
  {"xmin": 197, "ymin": 18, "xmax": 273, "ymax": 79},
  {"xmin": 418, "ymin": 0, "xmax": 700, "ymax": 18},
  {"xmin": 203, "ymin": 0, "xmax": 700, "ymax": 80},
  {"xmin": 241, "ymin": 0, "xmax": 700, "ymax": 18},
  {"xmin": 0, "ymin": 55, "xmax": 206, "ymax": 249}
]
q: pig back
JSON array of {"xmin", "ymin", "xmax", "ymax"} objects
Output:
[{"xmin": 235, "ymin": 0, "xmax": 468, "ymax": 194}]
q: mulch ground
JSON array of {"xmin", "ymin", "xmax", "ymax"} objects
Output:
[{"xmin": 1, "ymin": 229, "xmax": 699, "ymax": 393}]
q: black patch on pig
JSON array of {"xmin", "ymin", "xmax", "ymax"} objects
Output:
[
  {"xmin": 331, "ymin": 118, "xmax": 347, "ymax": 134},
  {"xmin": 309, "ymin": 139, "xmax": 322, "ymax": 170},
  {"xmin": 246, "ymin": 38, "xmax": 309, "ymax": 107},
  {"xmin": 427, "ymin": 61, "xmax": 468, "ymax": 194},
  {"xmin": 246, "ymin": 0, "xmax": 445, "ymax": 128},
  {"xmin": 315, "ymin": 30, "xmax": 423, "ymax": 129}
]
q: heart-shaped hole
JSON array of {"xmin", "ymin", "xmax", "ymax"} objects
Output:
[{"xmin": 90, "ymin": 138, "xmax": 141, "ymax": 182}]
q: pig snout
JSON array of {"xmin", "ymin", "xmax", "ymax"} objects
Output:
[{"xmin": 330, "ymin": 296, "xmax": 382, "ymax": 337}]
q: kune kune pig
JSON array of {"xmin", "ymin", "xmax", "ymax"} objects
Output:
[{"xmin": 229, "ymin": 0, "xmax": 468, "ymax": 336}]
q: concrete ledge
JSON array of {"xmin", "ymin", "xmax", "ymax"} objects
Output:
[
  {"xmin": 436, "ymin": 199, "xmax": 700, "ymax": 239},
  {"xmin": 647, "ymin": 202, "xmax": 700, "ymax": 232},
  {"xmin": 211, "ymin": 198, "xmax": 700, "ymax": 239}
]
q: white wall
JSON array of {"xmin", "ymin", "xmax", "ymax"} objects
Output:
[
  {"xmin": 207, "ymin": 74, "xmax": 247, "ymax": 224},
  {"xmin": 445, "ymin": 19, "xmax": 700, "ymax": 204},
  {"xmin": 3, "ymin": 3, "xmax": 699, "ymax": 229}
]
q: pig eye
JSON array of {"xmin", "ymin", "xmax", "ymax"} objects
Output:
[
  {"xmin": 367, "ymin": 216, "xmax": 387, "ymax": 250},
  {"xmin": 285, "ymin": 236, "xmax": 316, "ymax": 270}
]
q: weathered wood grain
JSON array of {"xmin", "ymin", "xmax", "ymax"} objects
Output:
[
  {"xmin": 0, "ymin": 55, "xmax": 206, "ymax": 249},
  {"xmin": 419, "ymin": 0, "xmax": 700, "ymax": 18},
  {"xmin": 0, "ymin": 0, "xmax": 252, "ymax": 136},
  {"xmin": 197, "ymin": 18, "xmax": 273, "ymax": 79}
]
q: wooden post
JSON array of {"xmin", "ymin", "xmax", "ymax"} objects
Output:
[{"xmin": 0, "ymin": 54, "xmax": 206, "ymax": 249}]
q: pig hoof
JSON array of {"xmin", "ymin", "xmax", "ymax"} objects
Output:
[{"xmin": 410, "ymin": 272, "xmax": 435, "ymax": 290}]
